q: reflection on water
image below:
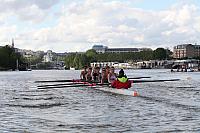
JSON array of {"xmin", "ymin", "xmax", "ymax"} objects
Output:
[{"xmin": 0, "ymin": 70, "xmax": 200, "ymax": 132}]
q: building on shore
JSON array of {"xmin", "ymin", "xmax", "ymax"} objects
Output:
[
  {"xmin": 90, "ymin": 60, "xmax": 167, "ymax": 69},
  {"xmin": 90, "ymin": 62, "xmax": 135, "ymax": 69},
  {"xmin": 173, "ymin": 44, "xmax": 200, "ymax": 59},
  {"xmin": 134, "ymin": 60, "xmax": 166, "ymax": 69},
  {"xmin": 170, "ymin": 59, "xmax": 200, "ymax": 72},
  {"xmin": 92, "ymin": 45, "xmax": 152, "ymax": 54},
  {"xmin": 43, "ymin": 50, "xmax": 53, "ymax": 62},
  {"xmin": 90, "ymin": 62, "xmax": 118, "ymax": 68},
  {"xmin": 92, "ymin": 45, "xmax": 108, "ymax": 53}
]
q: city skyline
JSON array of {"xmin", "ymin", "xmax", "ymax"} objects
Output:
[{"xmin": 0, "ymin": 0, "xmax": 200, "ymax": 52}]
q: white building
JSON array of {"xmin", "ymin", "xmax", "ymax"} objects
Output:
[
  {"xmin": 90, "ymin": 62, "xmax": 118, "ymax": 68},
  {"xmin": 92, "ymin": 45, "xmax": 152, "ymax": 54},
  {"xmin": 43, "ymin": 50, "xmax": 53, "ymax": 62},
  {"xmin": 136, "ymin": 60, "xmax": 165, "ymax": 69},
  {"xmin": 92, "ymin": 45, "xmax": 108, "ymax": 53},
  {"xmin": 90, "ymin": 62, "xmax": 135, "ymax": 69}
]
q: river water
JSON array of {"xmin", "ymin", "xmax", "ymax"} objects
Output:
[{"xmin": 0, "ymin": 69, "xmax": 200, "ymax": 133}]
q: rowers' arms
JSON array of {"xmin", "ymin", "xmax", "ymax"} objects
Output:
[
  {"xmin": 107, "ymin": 73, "xmax": 112, "ymax": 83},
  {"xmin": 101, "ymin": 73, "xmax": 105, "ymax": 84},
  {"xmin": 108, "ymin": 73, "xmax": 118, "ymax": 83},
  {"xmin": 92, "ymin": 72, "xmax": 95, "ymax": 81},
  {"xmin": 85, "ymin": 74, "xmax": 88, "ymax": 81},
  {"xmin": 98, "ymin": 74, "xmax": 101, "ymax": 82},
  {"xmin": 80, "ymin": 71, "xmax": 83, "ymax": 79}
]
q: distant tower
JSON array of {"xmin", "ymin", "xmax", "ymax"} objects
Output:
[{"xmin": 11, "ymin": 38, "xmax": 14, "ymax": 48}]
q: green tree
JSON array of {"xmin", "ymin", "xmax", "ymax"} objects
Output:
[
  {"xmin": 85, "ymin": 49, "xmax": 97, "ymax": 62},
  {"xmin": 36, "ymin": 62, "xmax": 52, "ymax": 69},
  {"xmin": 27, "ymin": 56, "xmax": 43, "ymax": 65},
  {"xmin": 64, "ymin": 47, "xmax": 173, "ymax": 69},
  {"xmin": 86, "ymin": 49, "xmax": 97, "ymax": 57},
  {"xmin": 0, "ymin": 45, "xmax": 23, "ymax": 70},
  {"xmin": 153, "ymin": 48, "xmax": 167, "ymax": 60}
]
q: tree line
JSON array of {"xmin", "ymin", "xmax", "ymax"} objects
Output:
[
  {"xmin": 0, "ymin": 45, "xmax": 24, "ymax": 70},
  {"xmin": 65, "ymin": 48, "xmax": 172, "ymax": 69},
  {"xmin": 0, "ymin": 45, "xmax": 172, "ymax": 70}
]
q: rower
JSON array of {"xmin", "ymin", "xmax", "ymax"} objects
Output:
[
  {"xmin": 85, "ymin": 67, "xmax": 93, "ymax": 81},
  {"xmin": 105, "ymin": 66, "xmax": 110, "ymax": 77},
  {"xmin": 80, "ymin": 66, "xmax": 87, "ymax": 80},
  {"xmin": 108, "ymin": 66, "xmax": 117, "ymax": 83},
  {"xmin": 101, "ymin": 67, "xmax": 108, "ymax": 84},
  {"xmin": 111, "ymin": 69, "xmax": 131, "ymax": 89},
  {"xmin": 92, "ymin": 66, "xmax": 101, "ymax": 82}
]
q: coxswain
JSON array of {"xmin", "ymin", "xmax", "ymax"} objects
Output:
[
  {"xmin": 92, "ymin": 67, "xmax": 101, "ymax": 82},
  {"xmin": 85, "ymin": 67, "xmax": 93, "ymax": 81},
  {"xmin": 111, "ymin": 69, "xmax": 132, "ymax": 89},
  {"xmin": 101, "ymin": 67, "xmax": 108, "ymax": 84},
  {"xmin": 108, "ymin": 66, "xmax": 117, "ymax": 83},
  {"xmin": 80, "ymin": 66, "xmax": 87, "ymax": 80}
]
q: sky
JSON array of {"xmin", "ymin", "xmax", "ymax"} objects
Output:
[{"xmin": 0, "ymin": 0, "xmax": 200, "ymax": 52}]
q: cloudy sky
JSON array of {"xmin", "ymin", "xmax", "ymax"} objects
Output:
[{"xmin": 0, "ymin": 0, "xmax": 200, "ymax": 52}]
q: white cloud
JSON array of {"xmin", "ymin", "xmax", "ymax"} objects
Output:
[
  {"xmin": 0, "ymin": 0, "xmax": 200, "ymax": 52},
  {"xmin": 194, "ymin": 17, "xmax": 200, "ymax": 32},
  {"xmin": 0, "ymin": 13, "xmax": 8, "ymax": 25},
  {"xmin": 0, "ymin": 0, "xmax": 59, "ymax": 23},
  {"xmin": 0, "ymin": 25, "xmax": 17, "ymax": 42},
  {"xmin": 0, "ymin": 0, "xmax": 58, "ymax": 11}
]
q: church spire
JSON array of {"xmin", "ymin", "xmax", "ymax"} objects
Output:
[{"xmin": 12, "ymin": 38, "xmax": 14, "ymax": 48}]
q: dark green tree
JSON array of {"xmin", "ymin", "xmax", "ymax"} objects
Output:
[
  {"xmin": 85, "ymin": 49, "xmax": 97, "ymax": 62},
  {"xmin": 0, "ymin": 45, "xmax": 23, "ymax": 70},
  {"xmin": 64, "ymin": 47, "xmax": 174, "ymax": 69},
  {"xmin": 153, "ymin": 48, "xmax": 167, "ymax": 60}
]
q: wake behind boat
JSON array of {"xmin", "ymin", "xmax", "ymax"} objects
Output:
[{"xmin": 90, "ymin": 85, "xmax": 139, "ymax": 96}]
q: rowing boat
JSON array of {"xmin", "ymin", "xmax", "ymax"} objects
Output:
[
  {"xmin": 37, "ymin": 81, "xmax": 139, "ymax": 96},
  {"xmin": 36, "ymin": 78, "xmax": 180, "ymax": 96},
  {"xmin": 88, "ymin": 86, "xmax": 139, "ymax": 97}
]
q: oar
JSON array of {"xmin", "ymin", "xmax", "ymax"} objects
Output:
[
  {"xmin": 37, "ymin": 82, "xmax": 89, "ymax": 87},
  {"xmin": 35, "ymin": 79, "xmax": 83, "ymax": 83},
  {"xmin": 38, "ymin": 83, "xmax": 96, "ymax": 89},
  {"xmin": 38, "ymin": 79, "xmax": 180, "ymax": 89},
  {"xmin": 128, "ymin": 76, "xmax": 151, "ymax": 79},
  {"xmin": 35, "ymin": 76, "xmax": 151, "ymax": 83},
  {"xmin": 38, "ymin": 78, "xmax": 179, "ymax": 87},
  {"xmin": 95, "ymin": 79, "xmax": 180, "ymax": 86},
  {"xmin": 131, "ymin": 79, "xmax": 180, "ymax": 83},
  {"xmin": 38, "ymin": 78, "xmax": 180, "ymax": 88},
  {"xmin": 37, "ymin": 82, "xmax": 112, "ymax": 89}
]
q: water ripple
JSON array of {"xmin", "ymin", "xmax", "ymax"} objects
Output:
[
  {"xmin": 1, "ymin": 70, "xmax": 200, "ymax": 132},
  {"xmin": 5, "ymin": 102, "xmax": 68, "ymax": 109}
]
